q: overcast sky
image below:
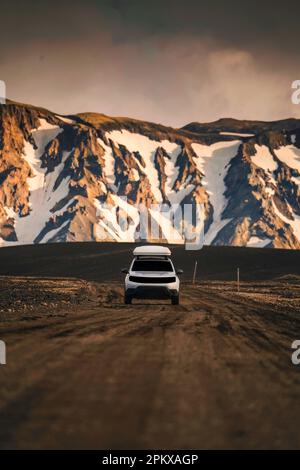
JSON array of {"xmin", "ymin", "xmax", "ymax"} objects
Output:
[{"xmin": 1, "ymin": 0, "xmax": 300, "ymax": 126}]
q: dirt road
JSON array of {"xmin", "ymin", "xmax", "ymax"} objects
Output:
[{"xmin": 1, "ymin": 277, "xmax": 300, "ymax": 449}]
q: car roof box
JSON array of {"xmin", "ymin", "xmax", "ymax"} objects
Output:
[{"xmin": 133, "ymin": 245, "xmax": 171, "ymax": 257}]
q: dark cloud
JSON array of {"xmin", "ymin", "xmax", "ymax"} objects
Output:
[
  {"xmin": 1, "ymin": 0, "xmax": 299, "ymax": 51},
  {"xmin": 0, "ymin": 0, "xmax": 299, "ymax": 125},
  {"xmin": 102, "ymin": 0, "xmax": 300, "ymax": 54}
]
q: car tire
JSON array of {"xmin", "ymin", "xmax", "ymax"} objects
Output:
[
  {"xmin": 124, "ymin": 293, "xmax": 132, "ymax": 305},
  {"xmin": 171, "ymin": 294, "xmax": 179, "ymax": 305}
]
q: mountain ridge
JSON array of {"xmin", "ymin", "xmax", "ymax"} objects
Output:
[{"xmin": 1, "ymin": 100, "xmax": 300, "ymax": 248}]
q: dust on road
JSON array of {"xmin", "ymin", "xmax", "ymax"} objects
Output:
[{"xmin": 1, "ymin": 278, "xmax": 300, "ymax": 449}]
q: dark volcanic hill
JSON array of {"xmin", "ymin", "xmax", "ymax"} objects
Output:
[{"xmin": 1, "ymin": 100, "xmax": 300, "ymax": 248}]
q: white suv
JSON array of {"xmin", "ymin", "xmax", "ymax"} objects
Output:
[{"xmin": 122, "ymin": 246, "xmax": 183, "ymax": 305}]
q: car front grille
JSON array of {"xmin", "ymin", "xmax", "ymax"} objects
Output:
[{"xmin": 129, "ymin": 276, "xmax": 176, "ymax": 284}]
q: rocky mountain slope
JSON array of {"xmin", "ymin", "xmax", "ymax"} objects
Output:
[{"xmin": 1, "ymin": 101, "xmax": 300, "ymax": 248}]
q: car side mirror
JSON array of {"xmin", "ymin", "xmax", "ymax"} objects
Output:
[
  {"xmin": 122, "ymin": 268, "xmax": 129, "ymax": 274},
  {"xmin": 176, "ymin": 269, "xmax": 183, "ymax": 275}
]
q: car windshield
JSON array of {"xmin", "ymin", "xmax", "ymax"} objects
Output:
[{"xmin": 132, "ymin": 260, "xmax": 174, "ymax": 272}]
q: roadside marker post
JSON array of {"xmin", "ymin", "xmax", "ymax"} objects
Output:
[
  {"xmin": 237, "ymin": 267, "xmax": 240, "ymax": 293},
  {"xmin": 192, "ymin": 260, "xmax": 198, "ymax": 285}
]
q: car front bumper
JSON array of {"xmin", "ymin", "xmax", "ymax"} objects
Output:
[
  {"xmin": 125, "ymin": 285, "xmax": 178, "ymax": 299},
  {"xmin": 125, "ymin": 275, "xmax": 179, "ymax": 299}
]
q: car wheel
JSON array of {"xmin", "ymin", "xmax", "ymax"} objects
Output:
[
  {"xmin": 124, "ymin": 293, "xmax": 132, "ymax": 305},
  {"xmin": 171, "ymin": 294, "xmax": 179, "ymax": 305}
]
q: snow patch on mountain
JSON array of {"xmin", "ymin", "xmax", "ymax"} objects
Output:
[
  {"xmin": 219, "ymin": 131, "xmax": 255, "ymax": 137},
  {"xmin": 99, "ymin": 139, "xmax": 116, "ymax": 189},
  {"xmin": 32, "ymin": 119, "xmax": 62, "ymax": 150},
  {"xmin": 12, "ymin": 152, "xmax": 70, "ymax": 245},
  {"xmin": 192, "ymin": 140, "xmax": 241, "ymax": 243},
  {"xmin": 94, "ymin": 194, "xmax": 140, "ymax": 242},
  {"xmin": 291, "ymin": 176, "xmax": 300, "ymax": 186},
  {"xmin": 247, "ymin": 236, "xmax": 271, "ymax": 248},
  {"xmin": 272, "ymin": 200, "xmax": 300, "ymax": 242},
  {"xmin": 107, "ymin": 130, "xmax": 181, "ymax": 202},
  {"xmin": 251, "ymin": 145, "xmax": 278, "ymax": 172},
  {"xmin": 275, "ymin": 145, "xmax": 300, "ymax": 172},
  {"xmin": 149, "ymin": 206, "xmax": 184, "ymax": 244},
  {"xmin": 55, "ymin": 115, "xmax": 76, "ymax": 125},
  {"xmin": 42, "ymin": 219, "xmax": 70, "ymax": 243}
]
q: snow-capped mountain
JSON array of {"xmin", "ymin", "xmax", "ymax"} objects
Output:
[{"xmin": 1, "ymin": 101, "xmax": 300, "ymax": 248}]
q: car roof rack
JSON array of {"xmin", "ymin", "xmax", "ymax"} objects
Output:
[{"xmin": 133, "ymin": 245, "xmax": 171, "ymax": 257}]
